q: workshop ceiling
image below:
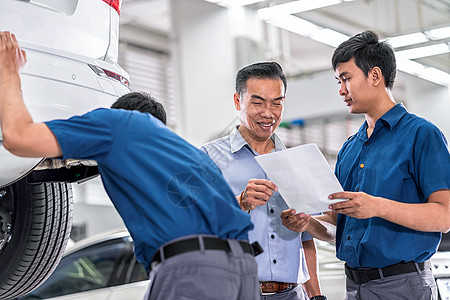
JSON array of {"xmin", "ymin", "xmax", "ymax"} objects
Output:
[{"xmin": 120, "ymin": 0, "xmax": 450, "ymax": 85}]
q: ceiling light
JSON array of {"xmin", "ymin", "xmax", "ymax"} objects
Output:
[
  {"xmin": 418, "ymin": 67, "xmax": 450, "ymax": 86},
  {"xmin": 396, "ymin": 43, "xmax": 449, "ymax": 59},
  {"xmin": 259, "ymin": 0, "xmax": 342, "ymax": 19},
  {"xmin": 396, "ymin": 57, "xmax": 426, "ymax": 75},
  {"xmin": 396, "ymin": 57, "xmax": 450, "ymax": 86},
  {"xmin": 388, "ymin": 32, "xmax": 429, "ymax": 48},
  {"xmin": 205, "ymin": 0, "xmax": 266, "ymax": 8},
  {"xmin": 311, "ymin": 28, "xmax": 349, "ymax": 47},
  {"xmin": 426, "ymin": 26, "xmax": 450, "ymax": 40},
  {"xmin": 269, "ymin": 14, "xmax": 320, "ymax": 36}
]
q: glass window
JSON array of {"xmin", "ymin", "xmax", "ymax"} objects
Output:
[{"xmin": 20, "ymin": 237, "xmax": 128, "ymax": 299}]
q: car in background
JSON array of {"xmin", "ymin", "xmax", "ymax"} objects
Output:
[
  {"xmin": 16, "ymin": 230, "xmax": 149, "ymax": 300},
  {"xmin": 0, "ymin": 1, "xmax": 130, "ymax": 299}
]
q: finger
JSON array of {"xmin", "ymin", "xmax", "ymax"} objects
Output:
[
  {"xmin": 251, "ymin": 199, "xmax": 268, "ymax": 207},
  {"xmin": 20, "ymin": 49, "xmax": 27, "ymax": 63},
  {"xmin": 247, "ymin": 191, "xmax": 271, "ymax": 202},
  {"xmin": 329, "ymin": 200, "xmax": 353, "ymax": 210},
  {"xmin": 250, "ymin": 179, "xmax": 278, "ymax": 192},
  {"xmin": 280, "ymin": 209, "xmax": 296, "ymax": 219},
  {"xmin": 329, "ymin": 191, "xmax": 353, "ymax": 200}
]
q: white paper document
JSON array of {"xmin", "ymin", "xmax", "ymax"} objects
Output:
[{"xmin": 255, "ymin": 143, "xmax": 344, "ymax": 214}]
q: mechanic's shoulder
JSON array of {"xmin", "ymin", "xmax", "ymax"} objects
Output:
[{"xmin": 201, "ymin": 135, "xmax": 230, "ymax": 150}]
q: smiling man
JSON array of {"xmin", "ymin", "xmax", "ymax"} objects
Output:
[
  {"xmin": 202, "ymin": 62, "xmax": 325, "ymax": 300},
  {"xmin": 281, "ymin": 30, "xmax": 450, "ymax": 300}
]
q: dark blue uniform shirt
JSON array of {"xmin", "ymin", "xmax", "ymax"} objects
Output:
[
  {"xmin": 335, "ymin": 103, "xmax": 450, "ymax": 268},
  {"xmin": 46, "ymin": 108, "xmax": 253, "ymax": 271}
]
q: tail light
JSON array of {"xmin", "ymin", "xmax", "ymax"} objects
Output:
[
  {"xmin": 89, "ymin": 64, "xmax": 130, "ymax": 87},
  {"xmin": 102, "ymin": 0, "xmax": 122, "ymax": 15}
]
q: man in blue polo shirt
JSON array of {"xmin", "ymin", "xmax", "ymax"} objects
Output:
[
  {"xmin": 0, "ymin": 31, "xmax": 259, "ymax": 300},
  {"xmin": 281, "ymin": 30, "xmax": 450, "ymax": 299}
]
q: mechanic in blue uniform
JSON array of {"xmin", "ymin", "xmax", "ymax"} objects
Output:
[
  {"xmin": 0, "ymin": 31, "xmax": 259, "ymax": 300},
  {"xmin": 281, "ymin": 30, "xmax": 450, "ymax": 300}
]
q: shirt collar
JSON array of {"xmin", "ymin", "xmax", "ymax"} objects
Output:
[
  {"xmin": 356, "ymin": 103, "xmax": 407, "ymax": 138},
  {"xmin": 378, "ymin": 103, "xmax": 407, "ymax": 129},
  {"xmin": 229, "ymin": 126, "xmax": 286, "ymax": 154}
]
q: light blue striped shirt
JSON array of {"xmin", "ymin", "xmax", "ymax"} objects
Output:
[{"xmin": 201, "ymin": 127, "xmax": 312, "ymax": 283}]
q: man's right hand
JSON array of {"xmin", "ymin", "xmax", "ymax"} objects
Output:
[
  {"xmin": 280, "ymin": 209, "xmax": 312, "ymax": 232},
  {"xmin": 239, "ymin": 179, "xmax": 277, "ymax": 211}
]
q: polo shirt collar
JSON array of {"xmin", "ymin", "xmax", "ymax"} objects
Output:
[
  {"xmin": 229, "ymin": 126, "xmax": 286, "ymax": 154},
  {"xmin": 378, "ymin": 103, "xmax": 407, "ymax": 129},
  {"xmin": 356, "ymin": 103, "xmax": 407, "ymax": 138}
]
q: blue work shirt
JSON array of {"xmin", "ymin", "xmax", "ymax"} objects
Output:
[
  {"xmin": 46, "ymin": 109, "xmax": 253, "ymax": 271},
  {"xmin": 202, "ymin": 127, "xmax": 312, "ymax": 284},
  {"xmin": 335, "ymin": 103, "xmax": 450, "ymax": 269}
]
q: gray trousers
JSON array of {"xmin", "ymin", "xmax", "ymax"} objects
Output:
[
  {"xmin": 260, "ymin": 285, "xmax": 309, "ymax": 300},
  {"xmin": 146, "ymin": 236, "xmax": 259, "ymax": 300},
  {"xmin": 346, "ymin": 261, "xmax": 437, "ymax": 300}
]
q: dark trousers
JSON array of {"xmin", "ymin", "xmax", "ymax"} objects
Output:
[{"xmin": 346, "ymin": 261, "xmax": 437, "ymax": 300}]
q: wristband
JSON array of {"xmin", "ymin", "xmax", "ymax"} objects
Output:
[{"xmin": 310, "ymin": 296, "xmax": 327, "ymax": 300}]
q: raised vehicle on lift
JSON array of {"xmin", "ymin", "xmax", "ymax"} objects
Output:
[{"xmin": 0, "ymin": 1, "xmax": 130, "ymax": 298}]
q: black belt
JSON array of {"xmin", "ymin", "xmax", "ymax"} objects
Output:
[
  {"xmin": 345, "ymin": 261, "xmax": 426, "ymax": 285},
  {"xmin": 150, "ymin": 236, "xmax": 259, "ymax": 270}
]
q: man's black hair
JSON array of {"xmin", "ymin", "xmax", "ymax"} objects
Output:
[
  {"xmin": 235, "ymin": 62, "xmax": 287, "ymax": 96},
  {"xmin": 111, "ymin": 91, "xmax": 167, "ymax": 124},
  {"xmin": 332, "ymin": 30, "xmax": 396, "ymax": 89}
]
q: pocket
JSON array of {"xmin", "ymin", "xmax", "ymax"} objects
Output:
[{"xmin": 365, "ymin": 275, "xmax": 416, "ymax": 300}]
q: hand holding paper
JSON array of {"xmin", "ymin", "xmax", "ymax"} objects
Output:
[{"xmin": 255, "ymin": 143, "xmax": 345, "ymax": 215}]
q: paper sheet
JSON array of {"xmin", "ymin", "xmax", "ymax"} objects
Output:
[{"xmin": 255, "ymin": 143, "xmax": 344, "ymax": 214}]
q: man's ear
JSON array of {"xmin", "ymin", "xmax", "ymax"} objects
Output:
[
  {"xmin": 234, "ymin": 93, "xmax": 241, "ymax": 111},
  {"xmin": 371, "ymin": 67, "xmax": 383, "ymax": 86}
]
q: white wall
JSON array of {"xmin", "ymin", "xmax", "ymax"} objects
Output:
[
  {"xmin": 171, "ymin": 0, "xmax": 237, "ymax": 146},
  {"xmin": 284, "ymin": 70, "xmax": 347, "ymax": 121},
  {"xmin": 402, "ymin": 73, "xmax": 450, "ymax": 142}
]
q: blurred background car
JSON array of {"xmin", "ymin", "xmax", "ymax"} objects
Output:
[
  {"xmin": 0, "ymin": 1, "xmax": 130, "ymax": 299},
  {"xmin": 16, "ymin": 230, "xmax": 148, "ymax": 300}
]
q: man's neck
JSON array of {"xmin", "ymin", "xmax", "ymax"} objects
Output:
[
  {"xmin": 364, "ymin": 91, "xmax": 396, "ymax": 137},
  {"xmin": 238, "ymin": 126, "xmax": 275, "ymax": 154}
]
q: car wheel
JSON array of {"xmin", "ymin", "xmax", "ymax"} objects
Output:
[{"xmin": 0, "ymin": 176, "xmax": 73, "ymax": 299}]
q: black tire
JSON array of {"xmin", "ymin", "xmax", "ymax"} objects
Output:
[{"xmin": 0, "ymin": 176, "xmax": 73, "ymax": 299}]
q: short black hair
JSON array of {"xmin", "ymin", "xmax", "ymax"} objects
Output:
[
  {"xmin": 235, "ymin": 62, "xmax": 287, "ymax": 96},
  {"xmin": 111, "ymin": 91, "xmax": 167, "ymax": 124},
  {"xmin": 332, "ymin": 30, "xmax": 396, "ymax": 89}
]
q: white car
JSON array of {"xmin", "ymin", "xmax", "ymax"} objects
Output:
[
  {"xmin": 16, "ymin": 230, "xmax": 149, "ymax": 300},
  {"xmin": 0, "ymin": 1, "xmax": 130, "ymax": 299}
]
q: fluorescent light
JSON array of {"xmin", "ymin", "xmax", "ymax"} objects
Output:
[
  {"xmin": 396, "ymin": 56, "xmax": 450, "ymax": 86},
  {"xmin": 259, "ymin": 0, "xmax": 341, "ymax": 19},
  {"xmin": 388, "ymin": 32, "xmax": 428, "ymax": 48},
  {"xmin": 396, "ymin": 57, "xmax": 426, "ymax": 75},
  {"xmin": 426, "ymin": 26, "xmax": 450, "ymax": 40},
  {"xmin": 418, "ymin": 67, "xmax": 450, "ymax": 86},
  {"xmin": 311, "ymin": 28, "xmax": 349, "ymax": 47},
  {"xmin": 205, "ymin": 0, "xmax": 266, "ymax": 8},
  {"xmin": 269, "ymin": 14, "xmax": 320, "ymax": 36},
  {"xmin": 396, "ymin": 43, "xmax": 449, "ymax": 59}
]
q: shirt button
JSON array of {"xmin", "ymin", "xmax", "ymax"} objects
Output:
[
  {"xmin": 271, "ymin": 234, "xmax": 275, "ymax": 239},
  {"xmin": 356, "ymin": 187, "xmax": 360, "ymax": 192},
  {"xmin": 273, "ymin": 259, "xmax": 277, "ymax": 264},
  {"xmin": 347, "ymin": 235, "xmax": 351, "ymax": 240},
  {"xmin": 270, "ymin": 208, "xmax": 274, "ymax": 214},
  {"xmin": 360, "ymin": 163, "xmax": 364, "ymax": 168}
]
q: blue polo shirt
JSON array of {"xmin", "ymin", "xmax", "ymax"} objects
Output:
[
  {"xmin": 46, "ymin": 108, "xmax": 253, "ymax": 271},
  {"xmin": 335, "ymin": 103, "xmax": 450, "ymax": 269}
]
